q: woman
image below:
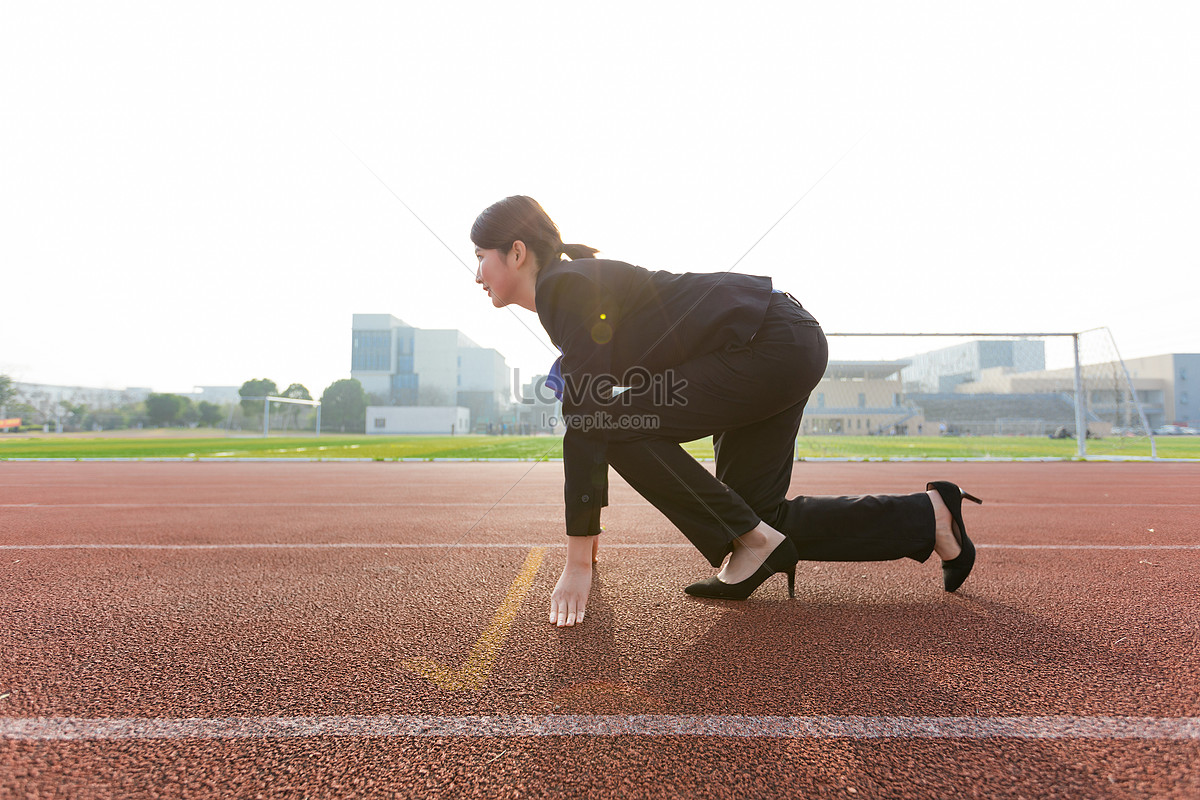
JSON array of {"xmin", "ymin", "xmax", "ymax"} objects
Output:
[{"xmin": 472, "ymin": 196, "xmax": 981, "ymax": 627}]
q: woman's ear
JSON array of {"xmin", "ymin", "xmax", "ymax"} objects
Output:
[{"xmin": 509, "ymin": 240, "xmax": 528, "ymax": 268}]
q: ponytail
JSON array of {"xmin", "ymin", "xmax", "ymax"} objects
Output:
[{"xmin": 561, "ymin": 243, "xmax": 599, "ymax": 260}]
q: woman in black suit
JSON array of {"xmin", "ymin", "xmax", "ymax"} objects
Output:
[{"xmin": 472, "ymin": 196, "xmax": 981, "ymax": 627}]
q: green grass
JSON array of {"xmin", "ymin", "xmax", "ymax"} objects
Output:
[
  {"xmin": 0, "ymin": 435, "xmax": 557, "ymax": 460},
  {"xmin": 2, "ymin": 432, "xmax": 1198, "ymax": 460},
  {"xmin": 790, "ymin": 435, "xmax": 1198, "ymax": 459}
]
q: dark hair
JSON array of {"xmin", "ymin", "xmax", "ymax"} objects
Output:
[{"xmin": 471, "ymin": 196, "xmax": 598, "ymax": 268}]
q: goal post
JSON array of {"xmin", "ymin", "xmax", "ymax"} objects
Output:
[
  {"xmin": 236, "ymin": 395, "xmax": 322, "ymax": 437},
  {"xmin": 812, "ymin": 329, "xmax": 1157, "ymax": 458},
  {"xmin": 1076, "ymin": 326, "xmax": 1158, "ymax": 459}
]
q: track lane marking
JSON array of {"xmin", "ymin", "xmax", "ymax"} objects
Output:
[
  {"xmin": 0, "ymin": 502, "xmax": 564, "ymax": 509},
  {"xmin": 3, "ymin": 715, "xmax": 1197, "ymax": 741},
  {"xmin": 6, "ymin": 502, "xmax": 1200, "ymax": 509},
  {"xmin": 2, "ymin": 543, "xmax": 1199, "ymax": 551},
  {"xmin": 399, "ymin": 547, "xmax": 544, "ymax": 691}
]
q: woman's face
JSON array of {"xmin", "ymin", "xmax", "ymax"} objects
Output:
[{"xmin": 475, "ymin": 245, "xmax": 515, "ymax": 308}]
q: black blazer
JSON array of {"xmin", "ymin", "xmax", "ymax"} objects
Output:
[{"xmin": 535, "ymin": 258, "xmax": 773, "ymax": 537}]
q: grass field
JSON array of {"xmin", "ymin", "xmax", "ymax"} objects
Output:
[{"xmin": 2, "ymin": 432, "xmax": 1197, "ymax": 460}]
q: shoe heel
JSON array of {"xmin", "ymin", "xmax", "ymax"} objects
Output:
[
  {"xmin": 684, "ymin": 537, "xmax": 800, "ymax": 601},
  {"xmin": 926, "ymin": 481, "xmax": 982, "ymax": 593}
]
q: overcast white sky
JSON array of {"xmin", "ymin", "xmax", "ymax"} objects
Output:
[{"xmin": 2, "ymin": 1, "xmax": 1197, "ymax": 398}]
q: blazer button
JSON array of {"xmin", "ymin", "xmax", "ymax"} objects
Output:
[{"xmin": 581, "ymin": 494, "xmax": 590, "ymax": 503}]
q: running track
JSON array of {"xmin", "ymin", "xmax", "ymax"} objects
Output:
[{"xmin": 2, "ymin": 461, "xmax": 1198, "ymax": 798}]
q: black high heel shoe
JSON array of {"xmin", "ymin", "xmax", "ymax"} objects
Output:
[
  {"xmin": 927, "ymin": 481, "xmax": 983, "ymax": 592},
  {"xmin": 684, "ymin": 537, "xmax": 799, "ymax": 600}
]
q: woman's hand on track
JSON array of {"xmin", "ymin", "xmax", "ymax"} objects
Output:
[{"xmin": 549, "ymin": 564, "xmax": 592, "ymax": 627}]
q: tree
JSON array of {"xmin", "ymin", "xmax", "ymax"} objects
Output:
[
  {"xmin": 1, "ymin": 374, "xmax": 21, "ymax": 430},
  {"xmin": 145, "ymin": 393, "xmax": 186, "ymax": 427},
  {"xmin": 239, "ymin": 379, "xmax": 279, "ymax": 417},
  {"xmin": 58, "ymin": 401, "xmax": 88, "ymax": 431},
  {"xmin": 198, "ymin": 401, "xmax": 224, "ymax": 427},
  {"xmin": 3, "ymin": 399, "xmax": 35, "ymax": 431},
  {"xmin": 180, "ymin": 397, "xmax": 200, "ymax": 427},
  {"xmin": 85, "ymin": 409, "xmax": 129, "ymax": 431},
  {"xmin": 281, "ymin": 383, "xmax": 312, "ymax": 431},
  {"xmin": 320, "ymin": 379, "xmax": 367, "ymax": 432},
  {"xmin": 283, "ymin": 383, "xmax": 312, "ymax": 401},
  {"xmin": 26, "ymin": 389, "xmax": 56, "ymax": 425},
  {"xmin": 0, "ymin": 374, "xmax": 14, "ymax": 409}
]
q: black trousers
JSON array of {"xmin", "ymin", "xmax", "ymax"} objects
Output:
[{"xmin": 605, "ymin": 293, "xmax": 935, "ymax": 567}]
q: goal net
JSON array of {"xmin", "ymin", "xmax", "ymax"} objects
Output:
[
  {"xmin": 229, "ymin": 395, "xmax": 322, "ymax": 437},
  {"xmin": 806, "ymin": 328, "xmax": 1157, "ymax": 457}
]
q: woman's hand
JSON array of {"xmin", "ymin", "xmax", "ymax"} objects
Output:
[
  {"xmin": 549, "ymin": 564, "xmax": 592, "ymax": 626},
  {"xmin": 550, "ymin": 535, "xmax": 597, "ymax": 627}
]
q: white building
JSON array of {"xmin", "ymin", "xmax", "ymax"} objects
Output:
[
  {"xmin": 350, "ymin": 314, "xmax": 511, "ymax": 431},
  {"xmin": 901, "ymin": 340, "xmax": 1046, "ymax": 394},
  {"xmin": 11, "ymin": 382, "xmax": 151, "ymax": 412},
  {"xmin": 366, "ymin": 405, "xmax": 470, "ymax": 435},
  {"xmin": 186, "ymin": 386, "xmax": 242, "ymax": 404}
]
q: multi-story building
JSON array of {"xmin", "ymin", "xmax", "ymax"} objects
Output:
[
  {"xmin": 797, "ymin": 350, "xmax": 1200, "ymax": 437},
  {"xmin": 512, "ymin": 373, "xmax": 561, "ymax": 434},
  {"xmin": 901, "ymin": 340, "xmax": 1046, "ymax": 394},
  {"xmin": 1126, "ymin": 353, "xmax": 1200, "ymax": 428},
  {"xmin": 350, "ymin": 314, "xmax": 511, "ymax": 431},
  {"xmin": 800, "ymin": 361, "xmax": 925, "ymax": 435},
  {"xmin": 888, "ymin": 338, "xmax": 1199, "ymax": 432},
  {"xmin": 187, "ymin": 386, "xmax": 243, "ymax": 404},
  {"xmin": 955, "ymin": 353, "xmax": 1200, "ymax": 430}
]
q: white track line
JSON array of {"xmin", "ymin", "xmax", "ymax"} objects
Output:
[
  {"xmin": 5, "ymin": 502, "xmax": 1200, "ymax": 511},
  {"xmin": 0, "ymin": 543, "xmax": 602, "ymax": 550},
  {"xmin": 2, "ymin": 714, "xmax": 1197, "ymax": 741},
  {"xmin": 4, "ymin": 457, "xmax": 1199, "ymax": 463},
  {"xmin": 0, "ymin": 502, "xmax": 561, "ymax": 508},
  {"xmin": 1, "ymin": 543, "xmax": 1198, "ymax": 551}
]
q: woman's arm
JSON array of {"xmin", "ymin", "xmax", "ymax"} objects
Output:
[
  {"xmin": 539, "ymin": 268, "xmax": 615, "ymax": 539},
  {"xmin": 549, "ymin": 534, "xmax": 596, "ymax": 627},
  {"xmin": 537, "ymin": 265, "xmax": 616, "ymax": 626}
]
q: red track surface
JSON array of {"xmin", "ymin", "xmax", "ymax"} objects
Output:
[{"xmin": 2, "ymin": 461, "xmax": 1198, "ymax": 798}]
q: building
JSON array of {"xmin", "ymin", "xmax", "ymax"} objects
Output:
[
  {"xmin": 795, "ymin": 351, "xmax": 1200, "ymax": 438},
  {"xmin": 8, "ymin": 382, "xmax": 151, "ymax": 425},
  {"xmin": 901, "ymin": 340, "xmax": 1046, "ymax": 394},
  {"xmin": 2, "ymin": 382, "xmax": 153, "ymax": 432},
  {"xmin": 350, "ymin": 314, "xmax": 511, "ymax": 431},
  {"xmin": 954, "ymin": 353, "xmax": 1200, "ymax": 430},
  {"xmin": 880, "ymin": 337, "xmax": 1199, "ymax": 433},
  {"xmin": 186, "ymin": 386, "xmax": 242, "ymax": 404},
  {"xmin": 512, "ymin": 373, "xmax": 561, "ymax": 434},
  {"xmin": 1124, "ymin": 353, "xmax": 1200, "ymax": 428},
  {"xmin": 800, "ymin": 361, "xmax": 925, "ymax": 435},
  {"xmin": 456, "ymin": 342, "xmax": 513, "ymax": 430},
  {"xmin": 366, "ymin": 406, "xmax": 470, "ymax": 435}
]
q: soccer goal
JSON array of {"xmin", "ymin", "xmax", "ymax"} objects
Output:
[
  {"xmin": 808, "ymin": 327, "xmax": 1157, "ymax": 458},
  {"xmin": 231, "ymin": 395, "xmax": 323, "ymax": 437}
]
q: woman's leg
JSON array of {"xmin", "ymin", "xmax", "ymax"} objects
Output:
[
  {"xmin": 775, "ymin": 490, "xmax": 937, "ymax": 562},
  {"xmin": 713, "ymin": 401, "xmax": 937, "ymax": 563},
  {"xmin": 605, "ymin": 294, "xmax": 948, "ymax": 572},
  {"xmin": 605, "ymin": 436, "xmax": 760, "ymax": 567},
  {"xmin": 609, "ymin": 422, "xmax": 952, "ymax": 569},
  {"xmin": 603, "ymin": 296, "xmax": 825, "ymax": 568}
]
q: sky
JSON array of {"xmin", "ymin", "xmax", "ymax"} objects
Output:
[{"xmin": 2, "ymin": 1, "xmax": 1197, "ymax": 399}]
